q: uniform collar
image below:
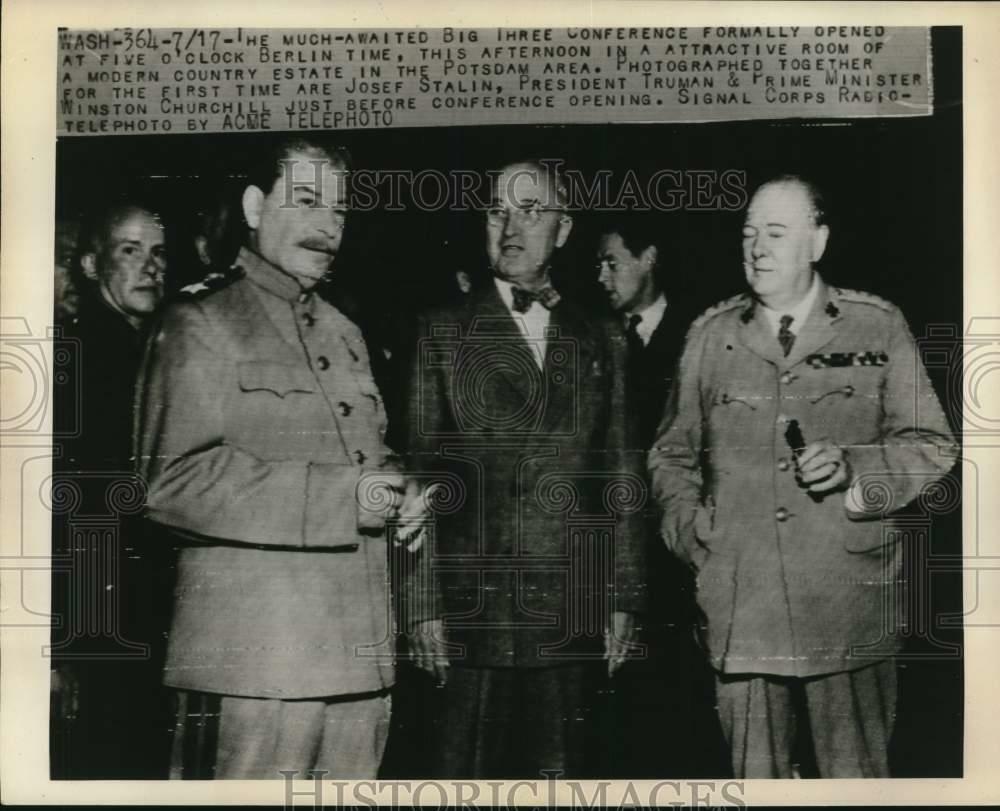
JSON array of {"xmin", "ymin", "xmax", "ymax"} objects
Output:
[
  {"xmin": 739, "ymin": 275, "xmax": 840, "ymax": 367},
  {"xmin": 759, "ymin": 273, "xmax": 820, "ymax": 337},
  {"xmin": 236, "ymin": 246, "xmax": 314, "ymax": 303}
]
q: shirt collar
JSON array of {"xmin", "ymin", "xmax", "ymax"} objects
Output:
[
  {"xmin": 760, "ymin": 272, "xmax": 820, "ymax": 336},
  {"xmin": 236, "ymin": 246, "xmax": 312, "ymax": 303},
  {"xmin": 626, "ymin": 293, "xmax": 668, "ymax": 345}
]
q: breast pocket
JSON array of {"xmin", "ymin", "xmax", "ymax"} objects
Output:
[
  {"xmin": 238, "ymin": 361, "xmax": 317, "ymax": 397},
  {"xmin": 235, "ymin": 362, "xmax": 325, "ymax": 458},
  {"xmin": 706, "ymin": 388, "xmax": 768, "ymax": 449},
  {"xmin": 802, "ymin": 367, "xmax": 883, "ymax": 439}
]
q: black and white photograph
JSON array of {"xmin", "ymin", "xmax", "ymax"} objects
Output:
[{"xmin": 2, "ymin": 2, "xmax": 999, "ymax": 806}]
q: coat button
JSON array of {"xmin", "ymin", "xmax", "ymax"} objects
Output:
[
  {"xmin": 843, "ymin": 384, "xmax": 855, "ymax": 397},
  {"xmin": 338, "ymin": 401, "xmax": 353, "ymax": 416},
  {"xmin": 775, "ymin": 507, "xmax": 790, "ymax": 522},
  {"xmin": 303, "ymin": 313, "xmax": 315, "ymax": 327},
  {"xmin": 317, "ymin": 356, "xmax": 330, "ymax": 370},
  {"xmin": 354, "ymin": 450, "xmax": 367, "ymax": 465},
  {"xmin": 777, "ymin": 457, "xmax": 790, "ymax": 472},
  {"xmin": 780, "ymin": 372, "xmax": 796, "ymax": 385}
]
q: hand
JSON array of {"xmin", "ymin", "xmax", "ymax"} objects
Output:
[
  {"xmin": 796, "ymin": 439, "xmax": 852, "ymax": 494},
  {"xmin": 358, "ymin": 470, "xmax": 405, "ymax": 531},
  {"xmin": 50, "ymin": 664, "xmax": 80, "ymax": 723},
  {"xmin": 395, "ymin": 481, "xmax": 441, "ymax": 552},
  {"xmin": 603, "ymin": 611, "xmax": 638, "ymax": 677},
  {"xmin": 406, "ymin": 618, "xmax": 449, "ymax": 684}
]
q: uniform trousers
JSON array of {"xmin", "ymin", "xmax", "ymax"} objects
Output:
[
  {"xmin": 433, "ymin": 664, "xmax": 596, "ymax": 779},
  {"xmin": 170, "ymin": 689, "xmax": 391, "ymax": 779},
  {"xmin": 715, "ymin": 659, "xmax": 896, "ymax": 778}
]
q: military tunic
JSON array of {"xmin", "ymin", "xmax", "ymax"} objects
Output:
[
  {"xmin": 136, "ymin": 247, "xmax": 395, "ymax": 700},
  {"xmin": 649, "ymin": 279, "xmax": 957, "ymax": 678}
]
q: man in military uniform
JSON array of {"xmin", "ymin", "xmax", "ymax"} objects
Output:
[
  {"xmin": 648, "ymin": 175, "xmax": 957, "ymax": 778},
  {"xmin": 136, "ymin": 136, "xmax": 401, "ymax": 779}
]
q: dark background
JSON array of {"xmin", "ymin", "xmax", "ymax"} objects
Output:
[{"xmin": 54, "ymin": 27, "xmax": 963, "ymax": 777}]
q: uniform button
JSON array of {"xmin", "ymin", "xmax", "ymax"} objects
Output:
[
  {"xmin": 338, "ymin": 401, "xmax": 353, "ymax": 416},
  {"xmin": 842, "ymin": 384, "xmax": 855, "ymax": 397},
  {"xmin": 354, "ymin": 450, "xmax": 367, "ymax": 465},
  {"xmin": 780, "ymin": 372, "xmax": 796, "ymax": 385},
  {"xmin": 775, "ymin": 507, "xmax": 790, "ymax": 522},
  {"xmin": 317, "ymin": 356, "xmax": 330, "ymax": 371},
  {"xmin": 303, "ymin": 313, "xmax": 315, "ymax": 327},
  {"xmin": 777, "ymin": 457, "xmax": 790, "ymax": 472}
]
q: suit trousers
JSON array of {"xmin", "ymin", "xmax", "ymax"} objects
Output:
[
  {"xmin": 169, "ymin": 689, "xmax": 391, "ymax": 779},
  {"xmin": 433, "ymin": 664, "xmax": 597, "ymax": 779},
  {"xmin": 715, "ymin": 659, "xmax": 897, "ymax": 778}
]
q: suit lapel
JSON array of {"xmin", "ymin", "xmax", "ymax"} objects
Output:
[
  {"xmin": 540, "ymin": 301, "xmax": 593, "ymax": 433},
  {"xmin": 464, "ymin": 284, "xmax": 540, "ymax": 407}
]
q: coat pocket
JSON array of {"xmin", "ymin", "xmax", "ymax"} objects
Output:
[{"xmin": 238, "ymin": 362, "xmax": 317, "ymax": 397}]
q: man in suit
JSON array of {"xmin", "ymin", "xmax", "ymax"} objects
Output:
[
  {"xmin": 136, "ymin": 136, "xmax": 401, "ymax": 779},
  {"xmin": 51, "ymin": 202, "xmax": 173, "ymax": 778},
  {"xmin": 648, "ymin": 175, "xmax": 957, "ymax": 777},
  {"xmin": 399, "ymin": 160, "xmax": 647, "ymax": 778},
  {"xmin": 596, "ymin": 215, "xmax": 691, "ymax": 447},
  {"xmin": 595, "ymin": 216, "xmax": 726, "ymax": 777}
]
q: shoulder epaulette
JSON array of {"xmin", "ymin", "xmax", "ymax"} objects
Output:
[
  {"xmin": 690, "ymin": 293, "xmax": 751, "ymax": 330},
  {"xmin": 178, "ymin": 267, "xmax": 245, "ymax": 299},
  {"xmin": 831, "ymin": 287, "xmax": 895, "ymax": 312}
]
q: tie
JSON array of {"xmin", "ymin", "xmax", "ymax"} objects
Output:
[
  {"xmin": 625, "ymin": 313, "xmax": 643, "ymax": 352},
  {"xmin": 511, "ymin": 285, "xmax": 561, "ymax": 313},
  {"xmin": 778, "ymin": 314, "xmax": 796, "ymax": 356}
]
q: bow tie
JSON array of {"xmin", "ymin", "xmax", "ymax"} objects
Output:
[{"xmin": 511, "ymin": 285, "xmax": 561, "ymax": 313}]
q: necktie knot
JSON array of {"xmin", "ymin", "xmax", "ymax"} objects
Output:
[
  {"xmin": 511, "ymin": 285, "xmax": 560, "ymax": 313},
  {"xmin": 778, "ymin": 315, "xmax": 796, "ymax": 356}
]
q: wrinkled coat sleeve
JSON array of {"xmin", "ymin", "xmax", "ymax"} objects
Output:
[
  {"xmin": 647, "ymin": 322, "xmax": 708, "ymax": 570},
  {"xmin": 602, "ymin": 320, "xmax": 649, "ymax": 614},
  {"xmin": 843, "ymin": 305, "xmax": 958, "ymax": 520},
  {"xmin": 136, "ymin": 302, "xmax": 368, "ymax": 548},
  {"xmin": 396, "ymin": 312, "xmax": 447, "ymax": 630}
]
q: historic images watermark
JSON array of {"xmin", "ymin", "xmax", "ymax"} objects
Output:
[{"xmin": 280, "ymin": 770, "xmax": 748, "ymax": 808}]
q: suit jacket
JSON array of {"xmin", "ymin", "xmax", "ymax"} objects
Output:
[
  {"xmin": 621, "ymin": 301, "xmax": 699, "ymax": 638},
  {"xmin": 626, "ymin": 301, "xmax": 690, "ymax": 452},
  {"xmin": 648, "ymin": 279, "xmax": 957, "ymax": 678},
  {"xmin": 136, "ymin": 247, "xmax": 395, "ymax": 699},
  {"xmin": 401, "ymin": 283, "xmax": 648, "ymax": 668}
]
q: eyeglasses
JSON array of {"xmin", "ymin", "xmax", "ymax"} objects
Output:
[{"xmin": 485, "ymin": 203, "xmax": 565, "ymax": 229}]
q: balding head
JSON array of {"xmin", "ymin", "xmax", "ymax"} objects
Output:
[{"xmin": 742, "ymin": 176, "xmax": 829, "ymax": 309}]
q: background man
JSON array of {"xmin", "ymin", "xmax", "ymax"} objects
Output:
[
  {"xmin": 400, "ymin": 160, "xmax": 647, "ymax": 778},
  {"xmin": 50, "ymin": 201, "xmax": 172, "ymax": 778},
  {"xmin": 136, "ymin": 136, "xmax": 400, "ymax": 779},
  {"xmin": 649, "ymin": 175, "xmax": 957, "ymax": 778},
  {"xmin": 595, "ymin": 216, "xmax": 725, "ymax": 777}
]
